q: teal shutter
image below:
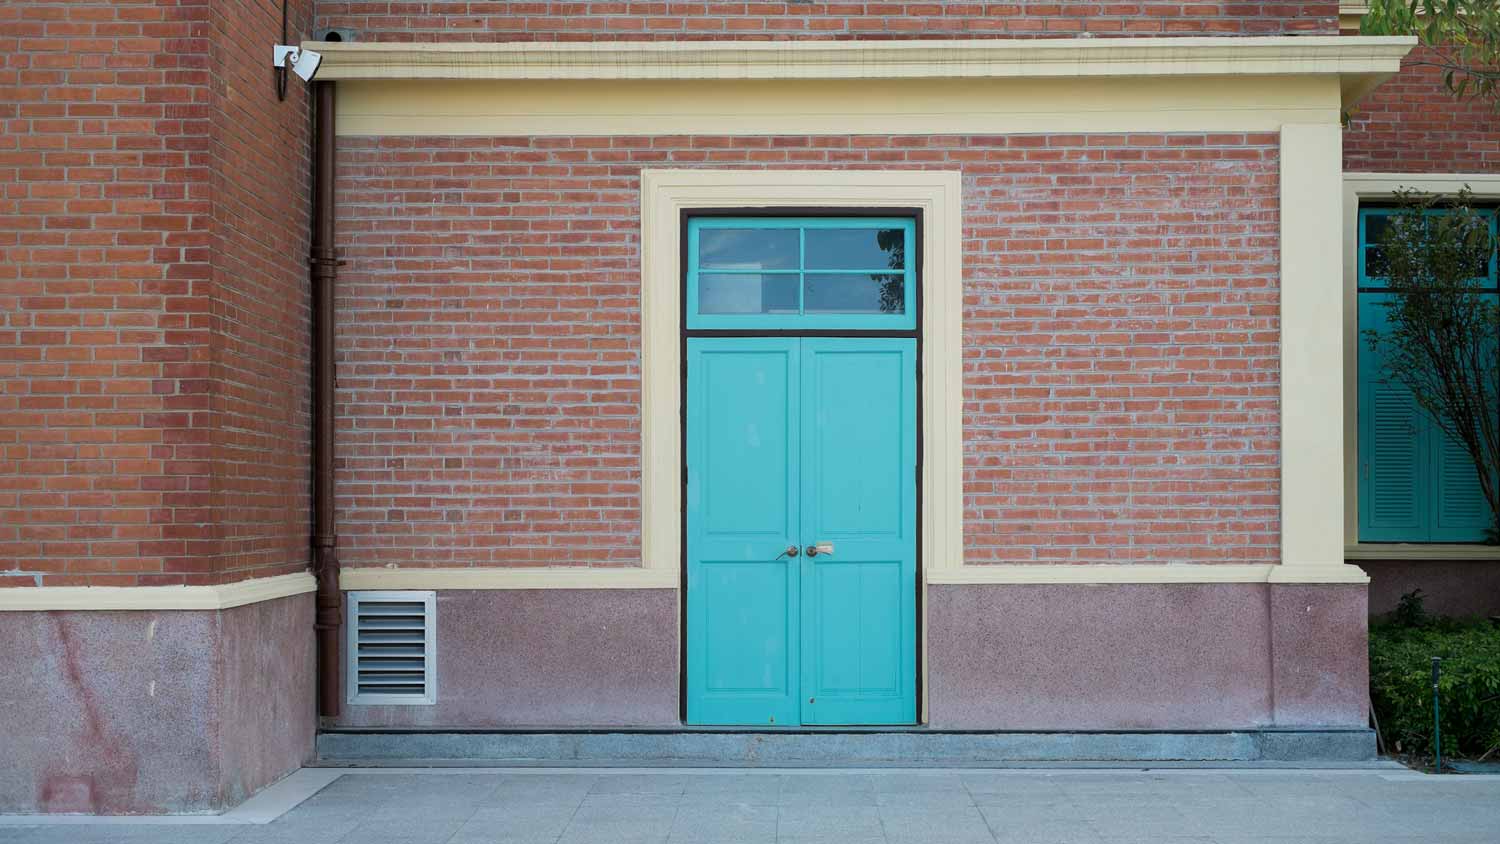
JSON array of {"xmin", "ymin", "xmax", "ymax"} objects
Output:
[
  {"xmin": 1357, "ymin": 206, "xmax": 1498, "ymax": 544},
  {"xmin": 1431, "ymin": 426, "xmax": 1492, "ymax": 541},
  {"xmin": 1357, "ymin": 294, "xmax": 1428, "ymax": 541},
  {"xmin": 1430, "ymin": 286, "xmax": 1497, "ymax": 540}
]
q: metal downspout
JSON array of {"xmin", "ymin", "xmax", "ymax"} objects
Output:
[{"xmin": 311, "ymin": 80, "xmax": 341, "ymax": 719}]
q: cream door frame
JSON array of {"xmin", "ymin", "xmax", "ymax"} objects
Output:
[
  {"xmin": 640, "ymin": 169, "xmax": 966, "ymax": 593},
  {"xmin": 1341, "ymin": 172, "xmax": 1500, "ymax": 560}
]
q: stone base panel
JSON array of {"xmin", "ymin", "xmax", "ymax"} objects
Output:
[
  {"xmin": 335, "ymin": 583, "xmax": 1368, "ymax": 732},
  {"xmin": 0, "ymin": 593, "xmax": 316, "ymax": 815}
]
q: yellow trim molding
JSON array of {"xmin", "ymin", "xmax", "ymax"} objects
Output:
[
  {"xmin": 335, "ymin": 75, "xmax": 1342, "ymax": 138},
  {"xmin": 640, "ymin": 169, "xmax": 966, "ymax": 592},
  {"xmin": 339, "ymin": 567, "xmax": 678, "ymax": 591},
  {"xmin": 305, "ymin": 36, "xmax": 1409, "ymax": 107},
  {"xmin": 1346, "ymin": 544, "xmax": 1500, "ymax": 562},
  {"xmin": 1341, "ymin": 173, "xmax": 1500, "ymax": 556},
  {"xmin": 343, "ymin": 564, "xmax": 1371, "ymax": 589},
  {"xmin": 0, "ymin": 572, "xmax": 316, "ymax": 612},
  {"xmin": 1280, "ymin": 124, "xmax": 1367, "ymax": 587},
  {"xmin": 927, "ymin": 564, "xmax": 1369, "ymax": 585}
]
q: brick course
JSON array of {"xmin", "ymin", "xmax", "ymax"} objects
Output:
[
  {"xmin": 1, "ymin": 0, "xmax": 312, "ymax": 586},
  {"xmin": 1343, "ymin": 46, "xmax": 1500, "ymax": 174},
  {"xmin": 316, "ymin": 2, "xmax": 1339, "ymax": 42},
  {"xmin": 336, "ymin": 133, "xmax": 1281, "ymax": 568}
]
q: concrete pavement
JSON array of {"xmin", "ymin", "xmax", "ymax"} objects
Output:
[{"xmin": 1, "ymin": 766, "xmax": 1497, "ymax": 843}]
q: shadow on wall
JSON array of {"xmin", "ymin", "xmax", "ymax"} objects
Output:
[{"xmin": 1364, "ymin": 559, "xmax": 1500, "ymax": 619}]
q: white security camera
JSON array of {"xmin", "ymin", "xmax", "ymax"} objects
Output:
[{"xmin": 272, "ymin": 45, "xmax": 322, "ymax": 83}]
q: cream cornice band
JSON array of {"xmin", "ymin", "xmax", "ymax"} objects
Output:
[
  {"xmin": 305, "ymin": 35, "xmax": 1412, "ymax": 108},
  {"xmin": 335, "ymin": 75, "xmax": 1342, "ymax": 138},
  {"xmin": 0, "ymin": 572, "xmax": 316, "ymax": 612}
]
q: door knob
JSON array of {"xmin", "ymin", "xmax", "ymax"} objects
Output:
[
  {"xmin": 784, "ymin": 545, "xmax": 799, "ymax": 558},
  {"xmin": 805, "ymin": 542, "xmax": 833, "ymax": 557}
]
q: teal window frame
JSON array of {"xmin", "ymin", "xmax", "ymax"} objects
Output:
[
  {"xmin": 1356, "ymin": 205, "xmax": 1499, "ymax": 543},
  {"xmin": 686, "ymin": 216, "xmax": 918, "ymax": 331}
]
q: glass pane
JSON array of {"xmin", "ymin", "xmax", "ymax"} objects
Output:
[
  {"xmin": 1364, "ymin": 213, "xmax": 1390, "ymax": 247},
  {"xmin": 805, "ymin": 227, "xmax": 906, "ymax": 270},
  {"xmin": 698, "ymin": 273, "xmax": 800, "ymax": 315},
  {"xmin": 804, "ymin": 273, "xmax": 905, "ymax": 314},
  {"xmin": 699, "ymin": 228, "xmax": 798, "ymax": 271},
  {"xmin": 1364, "ymin": 246, "xmax": 1388, "ymax": 280}
]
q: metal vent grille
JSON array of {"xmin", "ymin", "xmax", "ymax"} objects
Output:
[{"xmin": 346, "ymin": 591, "xmax": 436, "ymax": 706}]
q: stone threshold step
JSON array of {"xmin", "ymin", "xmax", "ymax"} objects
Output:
[{"xmin": 317, "ymin": 727, "xmax": 1376, "ymax": 765}]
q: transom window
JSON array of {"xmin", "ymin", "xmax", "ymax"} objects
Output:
[
  {"xmin": 686, "ymin": 216, "xmax": 917, "ymax": 330},
  {"xmin": 1356, "ymin": 205, "xmax": 1498, "ymax": 543}
]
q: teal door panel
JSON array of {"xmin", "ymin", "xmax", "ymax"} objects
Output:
[
  {"xmin": 686, "ymin": 338, "xmax": 801, "ymax": 725},
  {"xmin": 799, "ymin": 338, "xmax": 917, "ymax": 725},
  {"xmin": 685, "ymin": 336, "xmax": 917, "ymax": 726}
]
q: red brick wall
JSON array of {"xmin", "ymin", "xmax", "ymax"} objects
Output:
[
  {"xmin": 206, "ymin": 0, "xmax": 313, "ymax": 583},
  {"xmin": 1344, "ymin": 47, "xmax": 1500, "ymax": 174},
  {"xmin": 317, "ymin": 2, "xmax": 1338, "ymax": 42},
  {"xmin": 336, "ymin": 133, "xmax": 1281, "ymax": 568},
  {"xmin": 1, "ymin": 0, "xmax": 214, "ymax": 587},
  {"xmin": 0, "ymin": 0, "xmax": 312, "ymax": 587}
]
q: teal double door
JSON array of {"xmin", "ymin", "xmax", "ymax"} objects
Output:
[{"xmin": 685, "ymin": 336, "xmax": 917, "ymax": 726}]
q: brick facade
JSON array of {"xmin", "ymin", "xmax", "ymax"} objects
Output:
[
  {"xmin": 335, "ymin": 133, "xmax": 1280, "ymax": 569},
  {"xmin": 1343, "ymin": 46, "xmax": 1500, "ymax": 174},
  {"xmin": 316, "ymin": 2, "xmax": 1339, "ymax": 42},
  {"xmin": 206, "ymin": 0, "xmax": 314, "ymax": 584},
  {"xmin": 1, "ymin": 0, "xmax": 312, "ymax": 587}
]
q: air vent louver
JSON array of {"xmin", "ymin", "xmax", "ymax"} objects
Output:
[{"xmin": 346, "ymin": 591, "xmax": 436, "ymax": 705}]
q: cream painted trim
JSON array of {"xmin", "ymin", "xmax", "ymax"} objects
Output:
[
  {"xmin": 927, "ymin": 564, "xmax": 1369, "ymax": 585},
  {"xmin": 337, "ymin": 564, "xmax": 1382, "ymax": 589},
  {"xmin": 1279, "ymin": 124, "xmax": 1368, "ymax": 589},
  {"xmin": 305, "ymin": 37, "xmax": 1409, "ymax": 103},
  {"xmin": 0, "ymin": 572, "xmax": 316, "ymax": 612},
  {"xmin": 335, "ymin": 75, "xmax": 1344, "ymax": 138},
  {"xmin": 640, "ymin": 169, "xmax": 965, "ymax": 593},
  {"xmin": 1346, "ymin": 544, "xmax": 1500, "ymax": 562},
  {"xmin": 324, "ymin": 36, "xmax": 1410, "ymax": 137},
  {"xmin": 1340, "ymin": 5, "xmax": 1370, "ymax": 34},
  {"xmin": 1340, "ymin": 173, "xmax": 1500, "ymax": 547},
  {"xmin": 339, "ymin": 567, "xmax": 678, "ymax": 591}
]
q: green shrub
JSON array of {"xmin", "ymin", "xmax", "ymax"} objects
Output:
[{"xmin": 1369, "ymin": 614, "xmax": 1500, "ymax": 759}]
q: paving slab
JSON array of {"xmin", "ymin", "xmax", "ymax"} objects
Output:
[{"xmin": 0, "ymin": 766, "xmax": 1497, "ymax": 844}]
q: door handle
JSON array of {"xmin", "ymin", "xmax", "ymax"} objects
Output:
[
  {"xmin": 805, "ymin": 542, "xmax": 834, "ymax": 557},
  {"xmin": 784, "ymin": 545, "xmax": 799, "ymax": 558}
]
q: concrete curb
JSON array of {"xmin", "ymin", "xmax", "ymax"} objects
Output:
[{"xmin": 318, "ymin": 728, "xmax": 1377, "ymax": 765}]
